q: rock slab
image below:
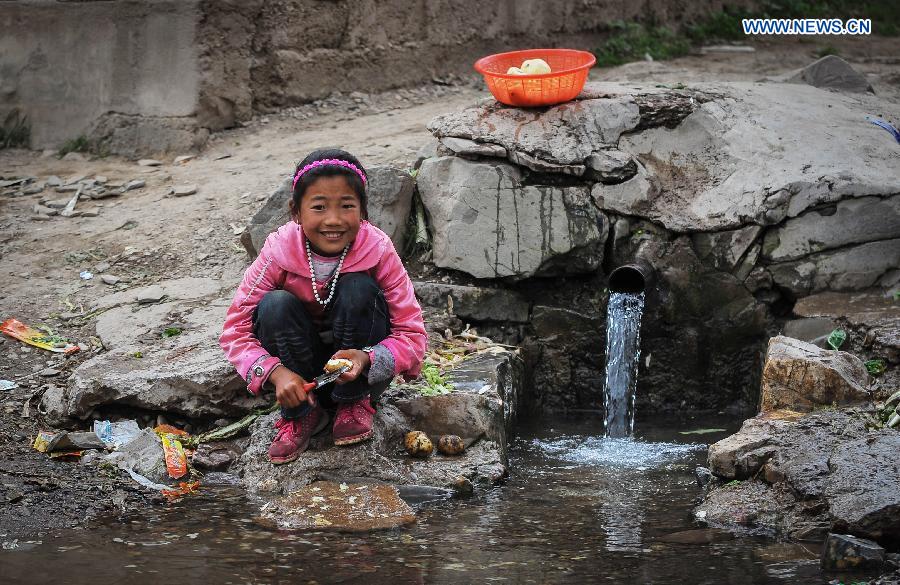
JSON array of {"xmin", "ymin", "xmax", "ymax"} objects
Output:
[
  {"xmin": 238, "ymin": 347, "xmax": 524, "ymax": 496},
  {"xmin": 699, "ymin": 409, "xmax": 900, "ymax": 542},
  {"xmin": 258, "ymin": 481, "xmax": 416, "ymax": 532},
  {"xmin": 417, "ymin": 156, "xmax": 606, "ymax": 280},
  {"xmin": 759, "ymin": 336, "xmax": 871, "ymax": 412},
  {"xmin": 822, "ymin": 533, "xmax": 884, "ymax": 571}
]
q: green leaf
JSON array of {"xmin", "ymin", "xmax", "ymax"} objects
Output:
[
  {"xmin": 162, "ymin": 327, "xmax": 182, "ymax": 338},
  {"xmin": 827, "ymin": 329, "xmax": 846, "ymax": 350},
  {"xmin": 132, "ymin": 351, "xmax": 143, "ymax": 359},
  {"xmin": 865, "ymin": 359, "xmax": 886, "ymax": 376}
]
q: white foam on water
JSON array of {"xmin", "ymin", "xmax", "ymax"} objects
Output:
[{"xmin": 533, "ymin": 435, "xmax": 705, "ymax": 469}]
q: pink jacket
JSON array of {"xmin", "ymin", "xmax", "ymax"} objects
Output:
[{"xmin": 219, "ymin": 220, "xmax": 427, "ymax": 395}]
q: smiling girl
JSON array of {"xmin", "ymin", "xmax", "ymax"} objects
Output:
[{"xmin": 219, "ymin": 149, "xmax": 427, "ymax": 464}]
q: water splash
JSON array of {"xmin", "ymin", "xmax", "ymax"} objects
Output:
[
  {"xmin": 603, "ymin": 291, "xmax": 645, "ymax": 437},
  {"xmin": 533, "ymin": 436, "xmax": 704, "ymax": 469}
]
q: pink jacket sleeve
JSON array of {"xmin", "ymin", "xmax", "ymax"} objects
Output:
[
  {"xmin": 372, "ymin": 242, "xmax": 427, "ymax": 379},
  {"xmin": 219, "ymin": 247, "xmax": 284, "ymax": 395}
]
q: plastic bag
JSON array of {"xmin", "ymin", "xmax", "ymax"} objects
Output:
[{"xmin": 94, "ymin": 419, "xmax": 141, "ymax": 449}]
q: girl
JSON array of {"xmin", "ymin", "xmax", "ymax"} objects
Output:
[{"xmin": 219, "ymin": 148, "xmax": 427, "ymax": 464}]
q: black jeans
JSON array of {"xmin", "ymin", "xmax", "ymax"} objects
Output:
[{"xmin": 252, "ymin": 273, "xmax": 391, "ymax": 419}]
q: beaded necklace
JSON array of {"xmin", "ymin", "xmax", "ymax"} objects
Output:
[{"xmin": 306, "ymin": 238, "xmax": 349, "ymax": 306}]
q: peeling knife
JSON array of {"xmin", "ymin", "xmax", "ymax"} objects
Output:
[{"xmin": 304, "ymin": 364, "xmax": 351, "ymax": 391}]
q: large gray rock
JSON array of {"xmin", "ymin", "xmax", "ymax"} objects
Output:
[
  {"xmin": 240, "ymin": 165, "xmax": 415, "ymax": 258},
  {"xmin": 428, "ymin": 94, "xmax": 641, "ymax": 166},
  {"xmin": 763, "ymin": 196, "xmax": 900, "ymax": 262},
  {"xmin": 606, "ymin": 82, "xmax": 900, "ymax": 232},
  {"xmin": 413, "ymin": 281, "xmax": 530, "ymax": 323},
  {"xmin": 417, "ymin": 156, "xmax": 607, "ymax": 280},
  {"xmin": 238, "ymin": 347, "xmax": 523, "ymax": 496},
  {"xmin": 821, "ymin": 533, "xmax": 885, "ymax": 571},
  {"xmin": 783, "ymin": 55, "xmax": 874, "ymax": 94},
  {"xmin": 826, "ymin": 434, "xmax": 900, "ymax": 541},
  {"xmin": 699, "ymin": 409, "xmax": 900, "ymax": 541},
  {"xmin": 768, "ymin": 239, "xmax": 900, "ymax": 296},
  {"xmin": 759, "ymin": 335, "xmax": 871, "ymax": 413},
  {"xmin": 43, "ymin": 279, "xmax": 266, "ymax": 423},
  {"xmin": 364, "ymin": 166, "xmax": 415, "ymax": 253}
]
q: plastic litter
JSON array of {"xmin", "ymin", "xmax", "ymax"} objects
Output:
[
  {"xmin": 49, "ymin": 450, "xmax": 84, "ymax": 460},
  {"xmin": 157, "ymin": 431, "xmax": 188, "ymax": 479},
  {"xmin": 93, "ymin": 419, "xmax": 141, "ymax": 449},
  {"xmin": 1, "ymin": 318, "xmax": 80, "ymax": 354},
  {"xmin": 162, "ymin": 481, "xmax": 200, "ymax": 501},
  {"xmin": 124, "ymin": 467, "xmax": 170, "ymax": 491},
  {"xmin": 867, "ymin": 116, "xmax": 900, "ymax": 144},
  {"xmin": 79, "ymin": 270, "xmax": 93, "ymax": 280},
  {"xmin": 0, "ymin": 380, "xmax": 17, "ymax": 391},
  {"xmin": 32, "ymin": 430, "xmax": 58, "ymax": 453}
]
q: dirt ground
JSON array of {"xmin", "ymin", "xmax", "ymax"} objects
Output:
[{"xmin": 0, "ymin": 37, "xmax": 898, "ymax": 543}]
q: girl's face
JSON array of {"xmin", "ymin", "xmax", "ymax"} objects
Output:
[{"xmin": 291, "ymin": 175, "xmax": 362, "ymax": 256}]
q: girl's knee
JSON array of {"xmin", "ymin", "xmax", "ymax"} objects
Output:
[{"xmin": 256, "ymin": 290, "xmax": 301, "ymax": 324}]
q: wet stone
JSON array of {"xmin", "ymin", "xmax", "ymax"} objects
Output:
[
  {"xmin": 258, "ymin": 481, "xmax": 416, "ymax": 532},
  {"xmin": 821, "ymin": 533, "xmax": 884, "ymax": 571}
]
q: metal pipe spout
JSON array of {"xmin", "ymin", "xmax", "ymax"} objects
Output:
[{"xmin": 608, "ymin": 261, "xmax": 655, "ymax": 294}]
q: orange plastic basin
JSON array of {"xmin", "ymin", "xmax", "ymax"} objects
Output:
[{"xmin": 474, "ymin": 48, "xmax": 596, "ymax": 108}]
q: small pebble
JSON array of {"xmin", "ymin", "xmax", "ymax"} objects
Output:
[
  {"xmin": 171, "ymin": 184, "xmax": 198, "ymax": 197},
  {"xmin": 137, "ymin": 159, "xmax": 162, "ymax": 167},
  {"xmin": 100, "ymin": 274, "xmax": 120, "ymax": 285},
  {"xmin": 39, "ymin": 368, "xmax": 61, "ymax": 377},
  {"xmin": 124, "ymin": 179, "xmax": 145, "ymax": 192}
]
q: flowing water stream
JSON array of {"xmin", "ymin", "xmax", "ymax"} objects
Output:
[
  {"xmin": 603, "ymin": 292, "xmax": 645, "ymax": 438},
  {"xmin": 0, "ymin": 416, "xmax": 830, "ymax": 584}
]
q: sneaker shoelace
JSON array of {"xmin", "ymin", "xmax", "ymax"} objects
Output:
[{"xmin": 274, "ymin": 418, "xmax": 303, "ymax": 441}]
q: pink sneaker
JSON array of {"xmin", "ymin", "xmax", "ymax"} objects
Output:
[
  {"xmin": 268, "ymin": 406, "xmax": 329, "ymax": 464},
  {"xmin": 332, "ymin": 397, "xmax": 376, "ymax": 446}
]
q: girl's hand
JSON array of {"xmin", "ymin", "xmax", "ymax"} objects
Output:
[
  {"xmin": 269, "ymin": 365, "xmax": 317, "ymax": 408},
  {"xmin": 331, "ymin": 349, "xmax": 370, "ymax": 384}
]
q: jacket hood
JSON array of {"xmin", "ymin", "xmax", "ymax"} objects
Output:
[{"xmin": 264, "ymin": 220, "xmax": 389, "ymax": 277}]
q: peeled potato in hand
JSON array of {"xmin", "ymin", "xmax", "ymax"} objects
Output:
[
  {"xmin": 325, "ymin": 358, "xmax": 353, "ymax": 373},
  {"xmin": 521, "ymin": 58, "xmax": 551, "ymax": 75}
]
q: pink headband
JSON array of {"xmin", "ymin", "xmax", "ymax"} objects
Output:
[{"xmin": 291, "ymin": 158, "xmax": 367, "ymax": 191}]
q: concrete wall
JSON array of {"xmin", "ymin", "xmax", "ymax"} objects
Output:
[
  {"xmin": 2, "ymin": 0, "xmax": 753, "ymax": 156},
  {"xmin": 0, "ymin": 0, "xmax": 199, "ymax": 150}
]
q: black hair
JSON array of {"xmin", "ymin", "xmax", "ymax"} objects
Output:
[{"xmin": 291, "ymin": 148, "xmax": 368, "ymax": 219}]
